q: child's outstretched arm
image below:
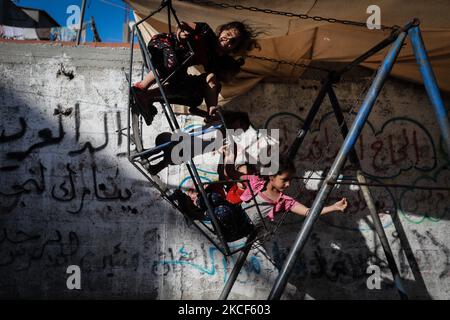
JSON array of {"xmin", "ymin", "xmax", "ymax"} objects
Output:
[{"xmin": 290, "ymin": 198, "xmax": 348, "ymax": 217}]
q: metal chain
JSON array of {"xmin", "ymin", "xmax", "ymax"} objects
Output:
[
  {"xmin": 179, "ymin": 0, "xmax": 399, "ymax": 71},
  {"xmin": 179, "ymin": 0, "xmax": 400, "ymax": 31},
  {"xmin": 245, "ymin": 54, "xmax": 331, "ymax": 72}
]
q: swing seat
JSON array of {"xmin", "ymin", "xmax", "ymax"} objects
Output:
[
  {"xmin": 197, "ymin": 191, "xmax": 255, "ymax": 242},
  {"xmin": 130, "ymin": 83, "xmax": 205, "ymax": 126},
  {"xmin": 169, "ymin": 189, "xmax": 206, "ymax": 220},
  {"xmin": 132, "ymin": 122, "xmax": 224, "ymax": 176}
]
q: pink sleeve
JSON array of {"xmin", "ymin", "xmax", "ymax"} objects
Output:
[
  {"xmin": 268, "ymin": 194, "xmax": 300, "ymax": 220},
  {"xmin": 281, "ymin": 195, "xmax": 300, "ymax": 213},
  {"xmin": 240, "ymin": 175, "xmax": 266, "ymax": 202}
]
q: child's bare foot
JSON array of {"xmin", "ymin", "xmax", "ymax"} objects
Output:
[{"xmin": 130, "ymin": 86, "xmax": 157, "ymax": 126}]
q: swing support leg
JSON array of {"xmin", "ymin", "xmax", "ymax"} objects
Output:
[
  {"xmin": 219, "ymin": 231, "xmax": 258, "ymax": 300},
  {"xmin": 327, "ymin": 86, "xmax": 408, "ymax": 300},
  {"xmin": 356, "ymin": 171, "xmax": 408, "ymax": 299},
  {"xmin": 268, "ymin": 30, "xmax": 408, "ymax": 300},
  {"xmin": 409, "ymin": 26, "xmax": 450, "ymax": 159},
  {"xmin": 288, "ymin": 78, "xmax": 332, "ymax": 160}
]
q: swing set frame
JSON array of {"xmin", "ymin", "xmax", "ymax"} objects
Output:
[
  {"xmin": 123, "ymin": 0, "xmax": 450, "ymax": 301},
  {"xmin": 125, "ymin": 0, "xmax": 284, "ymax": 258}
]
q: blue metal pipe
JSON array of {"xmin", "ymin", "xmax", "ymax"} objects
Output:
[
  {"xmin": 287, "ymin": 77, "xmax": 332, "ymax": 160},
  {"xmin": 409, "ymin": 26, "xmax": 450, "ymax": 159},
  {"xmin": 268, "ymin": 31, "xmax": 408, "ymax": 300}
]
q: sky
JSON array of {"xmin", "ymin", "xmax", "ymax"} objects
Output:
[{"xmin": 12, "ymin": 0, "xmax": 134, "ymax": 42}]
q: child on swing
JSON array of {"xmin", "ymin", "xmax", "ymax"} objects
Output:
[
  {"xmin": 221, "ymin": 144, "xmax": 348, "ymax": 226},
  {"xmin": 131, "ymin": 20, "xmax": 259, "ymax": 125}
]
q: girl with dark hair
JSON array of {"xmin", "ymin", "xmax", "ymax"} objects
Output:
[
  {"xmin": 222, "ymin": 148, "xmax": 348, "ymax": 226},
  {"xmin": 131, "ymin": 20, "xmax": 259, "ymax": 125}
]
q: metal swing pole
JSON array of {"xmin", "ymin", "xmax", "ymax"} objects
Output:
[
  {"xmin": 219, "ymin": 230, "xmax": 259, "ymax": 300},
  {"xmin": 335, "ymin": 25, "xmax": 405, "ymax": 78},
  {"xmin": 287, "ymin": 76, "xmax": 332, "ymax": 160},
  {"xmin": 409, "ymin": 24, "xmax": 450, "ymax": 159},
  {"xmin": 327, "ymin": 86, "xmax": 408, "ymax": 300},
  {"xmin": 268, "ymin": 30, "xmax": 408, "ymax": 300},
  {"xmin": 135, "ymin": 23, "xmax": 152, "ymax": 72}
]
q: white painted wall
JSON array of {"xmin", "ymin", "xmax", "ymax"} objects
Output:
[{"xmin": 0, "ymin": 42, "xmax": 448, "ymax": 299}]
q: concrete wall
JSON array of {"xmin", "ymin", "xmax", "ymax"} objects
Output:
[{"xmin": 0, "ymin": 42, "xmax": 449, "ymax": 299}]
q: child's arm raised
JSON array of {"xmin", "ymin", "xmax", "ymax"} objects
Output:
[
  {"xmin": 176, "ymin": 21, "xmax": 197, "ymax": 41},
  {"xmin": 290, "ymin": 198, "xmax": 348, "ymax": 217},
  {"xmin": 219, "ymin": 141, "xmax": 240, "ymax": 180}
]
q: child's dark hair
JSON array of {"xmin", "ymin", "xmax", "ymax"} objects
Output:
[
  {"xmin": 216, "ymin": 21, "xmax": 261, "ymax": 54},
  {"xmin": 236, "ymin": 163, "xmax": 257, "ymax": 175},
  {"xmin": 259, "ymin": 154, "xmax": 296, "ymax": 177},
  {"xmin": 222, "ymin": 110, "xmax": 251, "ymax": 131},
  {"xmin": 273, "ymin": 155, "xmax": 295, "ymax": 176},
  {"xmin": 215, "ymin": 55, "xmax": 245, "ymax": 82}
]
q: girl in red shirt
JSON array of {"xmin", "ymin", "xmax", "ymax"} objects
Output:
[{"xmin": 226, "ymin": 163, "xmax": 256, "ymax": 205}]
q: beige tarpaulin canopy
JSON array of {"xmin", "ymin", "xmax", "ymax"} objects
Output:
[{"xmin": 125, "ymin": 0, "xmax": 450, "ymax": 103}]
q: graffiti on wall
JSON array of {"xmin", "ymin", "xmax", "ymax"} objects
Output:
[
  {"xmin": 1, "ymin": 62, "xmax": 449, "ymax": 300},
  {"xmin": 265, "ymin": 111, "xmax": 449, "ymax": 227},
  {"xmin": 153, "ymin": 244, "xmax": 261, "ymax": 284},
  {"xmin": 0, "ymin": 104, "xmax": 136, "ymax": 216}
]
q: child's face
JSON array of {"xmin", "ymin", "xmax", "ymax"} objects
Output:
[
  {"xmin": 218, "ymin": 28, "xmax": 240, "ymax": 53},
  {"xmin": 269, "ymin": 171, "xmax": 292, "ymax": 192},
  {"xmin": 237, "ymin": 165, "xmax": 248, "ymax": 175},
  {"xmin": 186, "ymin": 189, "xmax": 199, "ymax": 203}
]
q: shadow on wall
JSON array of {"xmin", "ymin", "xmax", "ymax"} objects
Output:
[
  {"xmin": 259, "ymin": 188, "xmax": 432, "ymax": 300},
  {"xmin": 0, "ymin": 61, "xmax": 180, "ymax": 299},
  {"xmin": 2, "ymin": 45, "xmax": 448, "ymax": 299}
]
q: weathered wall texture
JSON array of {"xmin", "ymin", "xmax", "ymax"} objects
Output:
[{"xmin": 0, "ymin": 42, "xmax": 449, "ymax": 300}]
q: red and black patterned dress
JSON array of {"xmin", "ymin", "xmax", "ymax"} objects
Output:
[{"xmin": 147, "ymin": 22, "xmax": 219, "ymax": 106}]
